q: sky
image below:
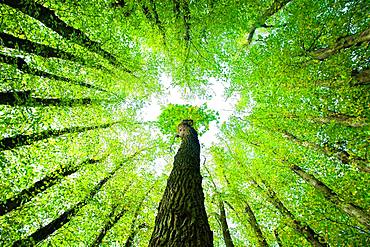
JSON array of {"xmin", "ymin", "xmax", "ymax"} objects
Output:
[{"xmin": 140, "ymin": 73, "xmax": 240, "ymax": 146}]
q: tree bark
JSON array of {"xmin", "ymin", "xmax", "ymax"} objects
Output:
[
  {"xmin": 149, "ymin": 120, "xmax": 213, "ymax": 247},
  {"xmin": 0, "ymin": 91, "xmax": 94, "ymax": 107},
  {"xmin": 352, "ymin": 68, "xmax": 370, "ymax": 86},
  {"xmin": 218, "ymin": 200, "xmax": 234, "ymax": 247},
  {"xmin": 290, "ymin": 165, "xmax": 370, "ymax": 230},
  {"xmin": 0, "ymin": 121, "xmax": 122, "ymax": 152},
  {"xmin": 254, "ymin": 179, "xmax": 327, "ymax": 247},
  {"xmin": 274, "ymin": 229, "xmax": 283, "ymax": 246},
  {"xmin": 311, "ymin": 28, "xmax": 370, "ymax": 60},
  {"xmin": 1, "ymin": 0, "xmax": 129, "ymax": 71},
  {"xmin": 244, "ymin": 202, "xmax": 268, "ymax": 247},
  {"xmin": 0, "ymin": 32, "xmax": 101, "ymax": 69},
  {"xmin": 12, "ymin": 150, "xmax": 144, "ymax": 246},
  {"xmin": 247, "ymin": 0, "xmax": 291, "ymax": 45},
  {"xmin": 0, "ymin": 54, "xmax": 108, "ymax": 92},
  {"xmin": 90, "ymin": 205, "xmax": 128, "ymax": 247},
  {"xmin": 282, "ymin": 130, "xmax": 370, "ymax": 173},
  {"xmin": 0, "ymin": 157, "xmax": 103, "ymax": 216}
]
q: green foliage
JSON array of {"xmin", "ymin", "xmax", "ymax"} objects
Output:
[{"xmin": 157, "ymin": 103, "xmax": 219, "ymax": 136}]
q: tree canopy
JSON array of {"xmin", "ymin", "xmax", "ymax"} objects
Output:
[{"xmin": 0, "ymin": 0, "xmax": 369, "ymax": 246}]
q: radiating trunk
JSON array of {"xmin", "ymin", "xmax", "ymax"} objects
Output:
[
  {"xmin": 282, "ymin": 130, "xmax": 369, "ymax": 173},
  {"xmin": 254, "ymin": 179, "xmax": 327, "ymax": 247},
  {"xmin": 12, "ymin": 150, "xmax": 144, "ymax": 246},
  {"xmin": 1, "ymin": 0, "xmax": 128, "ymax": 70},
  {"xmin": 90, "ymin": 205, "xmax": 127, "ymax": 247},
  {"xmin": 0, "ymin": 32, "xmax": 94, "ymax": 68},
  {"xmin": 274, "ymin": 229, "xmax": 283, "ymax": 246},
  {"xmin": 244, "ymin": 202, "xmax": 268, "ymax": 247},
  {"xmin": 0, "ymin": 91, "xmax": 94, "ymax": 107},
  {"xmin": 352, "ymin": 68, "xmax": 370, "ymax": 86},
  {"xmin": 0, "ymin": 121, "xmax": 121, "ymax": 152},
  {"xmin": 149, "ymin": 121, "xmax": 213, "ymax": 246},
  {"xmin": 124, "ymin": 194, "xmax": 150, "ymax": 247},
  {"xmin": 290, "ymin": 165, "xmax": 370, "ymax": 229},
  {"xmin": 218, "ymin": 200, "xmax": 235, "ymax": 247},
  {"xmin": 311, "ymin": 28, "xmax": 370, "ymax": 60},
  {"xmin": 0, "ymin": 157, "xmax": 103, "ymax": 216},
  {"xmin": 0, "ymin": 54, "xmax": 108, "ymax": 92}
]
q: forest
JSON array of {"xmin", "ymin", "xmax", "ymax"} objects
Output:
[{"xmin": 0, "ymin": 0, "xmax": 369, "ymax": 246}]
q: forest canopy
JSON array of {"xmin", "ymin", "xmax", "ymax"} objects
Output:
[{"xmin": 0, "ymin": 0, "xmax": 369, "ymax": 246}]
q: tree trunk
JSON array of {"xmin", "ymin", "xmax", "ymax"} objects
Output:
[
  {"xmin": 0, "ymin": 32, "xmax": 98, "ymax": 68},
  {"xmin": 290, "ymin": 165, "xmax": 370, "ymax": 230},
  {"xmin": 148, "ymin": 120, "xmax": 213, "ymax": 247},
  {"xmin": 219, "ymin": 200, "xmax": 234, "ymax": 247},
  {"xmin": 0, "ymin": 157, "xmax": 103, "ymax": 216},
  {"xmin": 254, "ymin": 179, "xmax": 327, "ymax": 247},
  {"xmin": 311, "ymin": 28, "xmax": 370, "ymax": 60},
  {"xmin": 0, "ymin": 121, "xmax": 122, "ymax": 152},
  {"xmin": 352, "ymin": 68, "xmax": 370, "ymax": 85},
  {"xmin": 0, "ymin": 54, "xmax": 108, "ymax": 93},
  {"xmin": 1, "ymin": 0, "xmax": 129, "ymax": 71},
  {"xmin": 244, "ymin": 202, "xmax": 268, "ymax": 247},
  {"xmin": 0, "ymin": 91, "xmax": 94, "ymax": 107},
  {"xmin": 12, "ymin": 150, "xmax": 144, "ymax": 246},
  {"xmin": 274, "ymin": 229, "xmax": 283, "ymax": 246},
  {"xmin": 282, "ymin": 130, "xmax": 369, "ymax": 173},
  {"xmin": 90, "ymin": 205, "xmax": 127, "ymax": 247}
]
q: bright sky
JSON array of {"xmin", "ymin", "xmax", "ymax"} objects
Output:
[{"xmin": 140, "ymin": 73, "xmax": 240, "ymax": 146}]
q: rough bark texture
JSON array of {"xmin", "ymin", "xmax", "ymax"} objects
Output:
[
  {"xmin": 244, "ymin": 202, "xmax": 268, "ymax": 247},
  {"xmin": 149, "ymin": 120, "xmax": 213, "ymax": 247},
  {"xmin": 290, "ymin": 165, "xmax": 370, "ymax": 230}
]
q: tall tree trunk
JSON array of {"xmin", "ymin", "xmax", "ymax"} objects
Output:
[
  {"xmin": 290, "ymin": 165, "xmax": 370, "ymax": 230},
  {"xmin": 244, "ymin": 202, "xmax": 268, "ymax": 247},
  {"xmin": 218, "ymin": 200, "xmax": 234, "ymax": 247},
  {"xmin": 282, "ymin": 129, "xmax": 369, "ymax": 173},
  {"xmin": 311, "ymin": 28, "xmax": 370, "ymax": 60},
  {"xmin": 0, "ymin": 91, "xmax": 94, "ymax": 107},
  {"xmin": 90, "ymin": 204, "xmax": 128, "ymax": 247},
  {"xmin": 148, "ymin": 120, "xmax": 213, "ymax": 246},
  {"xmin": 1, "ymin": 0, "xmax": 130, "ymax": 71},
  {"xmin": 352, "ymin": 68, "xmax": 370, "ymax": 86},
  {"xmin": 0, "ymin": 120, "xmax": 122, "ymax": 152},
  {"xmin": 220, "ymin": 153, "xmax": 327, "ymax": 247},
  {"xmin": 12, "ymin": 149, "xmax": 145, "ymax": 246},
  {"xmin": 0, "ymin": 157, "xmax": 104, "ymax": 216},
  {"xmin": 0, "ymin": 54, "xmax": 108, "ymax": 92},
  {"xmin": 0, "ymin": 32, "xmax": 103, "ymax": 69},
  {"xmin": 274, "ymin": 229, "xmax": 283, "ymax": 246},
  {"xmin": 204, "ymin": 165, "xmax": 234, "ymax": 247},
  {"xmin": 253, "ymin": 179, "xmax": 327, "ymax": 247}
]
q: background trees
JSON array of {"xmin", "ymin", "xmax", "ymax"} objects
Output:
[{"xmin": 1, "ymin": 0, "xmax": 369, "ymax": 246}]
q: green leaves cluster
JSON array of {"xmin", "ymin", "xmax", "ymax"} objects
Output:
[{"xmin": 157, "ymin": 103, "xmax": 219, "ymax": 136}]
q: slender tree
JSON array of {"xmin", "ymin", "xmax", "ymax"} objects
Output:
[
  {"xmin": 0, "ymin": 157, "xmax": 104, "ymax": 216},
  {"xmin": 149, "ymin": 120, "xmax": 213, "ymax": 246},
  {"xmin": 0, "ymin": 54, "xmax": 108, "ymax": 92}
]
